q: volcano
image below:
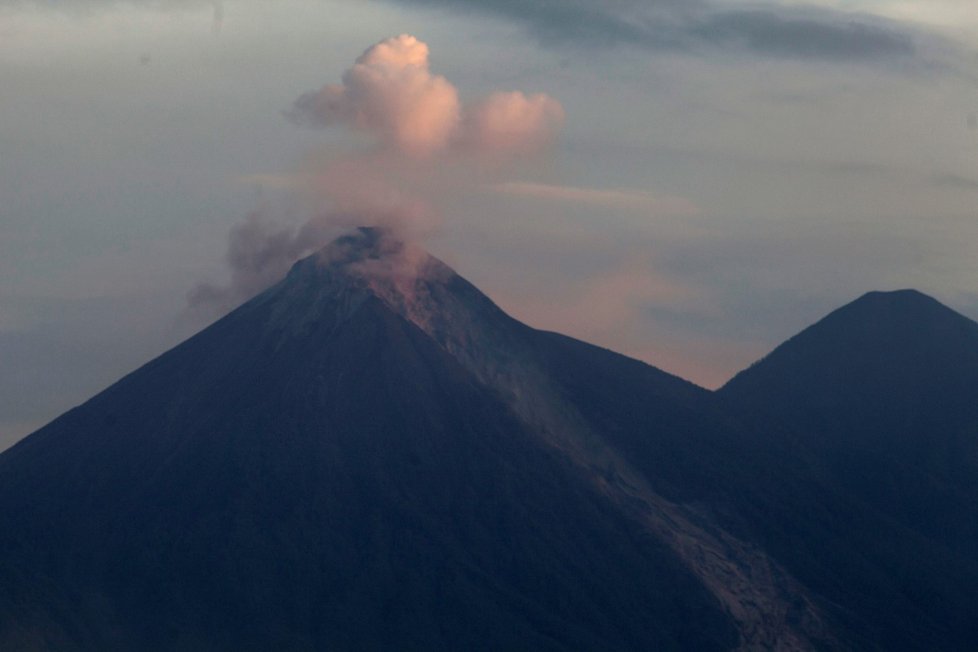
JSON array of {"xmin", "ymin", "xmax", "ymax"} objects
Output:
[
  {"xmin": 2, "ymin": 230, "xmax": 977, "ymax": 651},
  {"xmin": 0, "ymin": 229, "xmax": 757, "ymax": 651}
]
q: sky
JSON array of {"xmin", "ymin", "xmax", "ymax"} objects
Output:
[{"xmin": 2, "ymin": 0, "xmax": 978, "ymax": 450}]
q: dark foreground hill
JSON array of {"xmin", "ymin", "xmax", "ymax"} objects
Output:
[{"xmin": 1, "ymin": 230, "xmax": 977, "ymax": 650}]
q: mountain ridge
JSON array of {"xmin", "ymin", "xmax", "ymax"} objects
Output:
[{"xmin": 2, "ymin": 229, "xmax": 977, "ymax": 650}]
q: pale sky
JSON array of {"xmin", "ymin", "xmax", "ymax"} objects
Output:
[{"xmin": 2, "ymin": 0, "xmax": 978, "ymax": 450}]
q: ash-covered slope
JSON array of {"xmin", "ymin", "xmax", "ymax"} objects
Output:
[
  {"xmin": 337, "ymin": 233, "xmax": 839, "ymax": 649},
  {"xmin": 0, "ymin": 229, "xmax": 743, "ymax": 651}
]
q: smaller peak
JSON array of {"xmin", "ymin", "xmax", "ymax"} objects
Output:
[
  {"xmin": 856, "ymin": 288, "xmax": 931, "ymax": 302},
  {"xmin": 844, "ymin": 289, "xmax": 948, "ymax": 317}
]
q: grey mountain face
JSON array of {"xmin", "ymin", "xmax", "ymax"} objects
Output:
[{"xmin": 1, "ymin": 229, "xmax": 976, "ymax": 650}]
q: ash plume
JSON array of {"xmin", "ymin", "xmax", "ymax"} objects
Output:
[
  {"xmin": 192, "ymin": 35, "xmax": 564, "ymax": 315},
  {"xmin": 288, "ymin": 35, "xmax": 461, "ymax": 158},
  {"xmin": 461, "ymin": 91, "xmax": 564, "ymax": 157},
  {"xmin": 188, "ymin": 209, "xmax": 329, "ymax": 314},
  {"xmin": 287, "ymin": 34, "xmax": 564, "ymax": 160},
  {"xmin": 188, "ymin": 204, "xmax": 431, "ymax": 317}
]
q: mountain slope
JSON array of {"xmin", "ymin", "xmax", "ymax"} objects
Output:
[
  {"xmin": 7, "ymin": 233, "xmax": 976, "ymax": 651},
  {"xmin": 718, "ymin": 289, "xmax": 978, "ymax": 649},
  {"xmin": 721, "ymin": 289, "xmax": 978, "ymax": 548},
  {"xmin": 0, "ymin": 229, "xmax": 739, "ymax": 651},
  {"xmin": 309, "ymin": 233, "xmax": 840, "ymax": 649}
]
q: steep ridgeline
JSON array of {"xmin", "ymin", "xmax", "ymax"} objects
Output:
[
  {"xmin": 720, "ymin": 290, "xmax": 978, "ymax": 650},
  {"xmin": 0, "ymin": 228, "xmax": 792, "ymax": 652}
]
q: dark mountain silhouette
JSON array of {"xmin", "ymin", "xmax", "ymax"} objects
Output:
[
  {"xmin": 719, "ymin": 289, "xmax": 978, "ymax": 650},
  {"xmin": 2, "ymin": 233, "xmax": 976, "ymax": 651},
  {"xmin": 722, "ymin": 289, "xmax": 978, "ymax": 549},
  {"xmin": 0, "ymin": 229, "xmax": 750, "ymax": 651}
]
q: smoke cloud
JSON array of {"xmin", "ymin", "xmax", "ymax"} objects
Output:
[
  {"xmin": 193, "ymin": 35, "xmax": 564, "ymax": 315},
  {"xmin": 188, "ymin": 203, "xmax": 432, "ymax": 315},
  {"xmin": 289, "ymin": 35, "xmax": 461, "ymax": 157},
  {"xmin": 462, "ymin": 91, "xmax": 565, "ymax": 157},
  {"xmin": 188, "ymin": 208, "xmax": 327, "ymax": 313},
  {"xmin": 288, "ymin": 34, "xmax": 564, "ymax": 159}
]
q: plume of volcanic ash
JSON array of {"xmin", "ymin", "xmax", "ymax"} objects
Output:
[
  {"xmin": 190, "ymin": 34, "xmax": 563, "ymax": 316},
  {"xmin": 287, "ymin": 34, "xmax": 564, "ymax": 159}
]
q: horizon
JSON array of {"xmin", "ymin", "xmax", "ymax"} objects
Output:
[{"xmin": 3, "ymin": 220, "xmax": 974, "ymax": 453}]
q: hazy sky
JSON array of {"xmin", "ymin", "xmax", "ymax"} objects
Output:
[{"xmin": 2, "ymin": 0, "xmax": 978, "ymax": 450}]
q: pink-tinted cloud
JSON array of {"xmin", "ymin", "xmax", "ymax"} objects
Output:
[
  {"xmin": 290, "ymin": 35, "xmax": 460, "ymax": 157},
  {"xmin": 489, "ymin": 259, "xmax": 754, "ymax": 387},
  {"xmin": 306, "ymin": 150, "xmax": 438, "ymax": 231},
  {"xmin": 461, "ymin": 91, "xmax": 565, "ymax": 157},
  {"xmin": 505, "ymin": 262, "xmax": 700, "ymax": 340},
  {"xmin": 288, "ymin": 35, "xmax": 564, "ymax": 160}
]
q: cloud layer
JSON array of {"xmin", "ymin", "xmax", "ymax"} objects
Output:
[{"xmin": 390, "ymin": 0, "xmax": 919, "ymax": 62}]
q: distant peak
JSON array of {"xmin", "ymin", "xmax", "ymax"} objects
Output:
[
  {"xmin": 842, "ymin": 288, "xmax": 953, "ymax": 318},
  {"xmin": 721, "ymin": 286, "xmax": 978, "ymax": 396},
  {"xmin": 855, "ymin": 288, "xmax": 930, "ymax": 303}
]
